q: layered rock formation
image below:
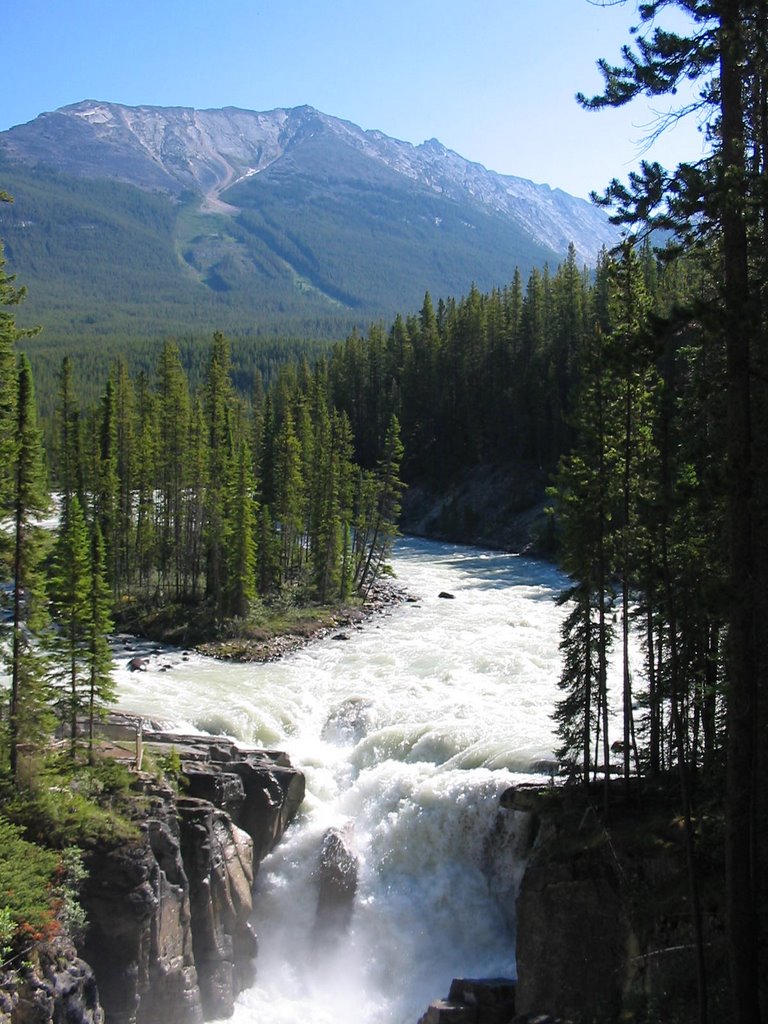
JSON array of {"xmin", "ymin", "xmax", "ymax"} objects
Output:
[
  {"xmin": 510, "ymin": 782, "xmax": 726, "ymax": 1023},
  {"xmin": 75, "ymin": 728, "xmax": 304, "ymax": 1024}
]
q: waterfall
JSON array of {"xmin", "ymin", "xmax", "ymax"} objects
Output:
[{"xmin": 114, "ymin": 538, "xmax": 579, "ymax": 1024}]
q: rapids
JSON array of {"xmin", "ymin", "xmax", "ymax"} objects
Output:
[{"xmin": 112, "ymin": 538, "xmax": 603, "ymax": 1024}]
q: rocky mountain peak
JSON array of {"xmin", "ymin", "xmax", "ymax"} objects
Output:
[{"xmin": 1, "ymin": 101, "xmax": 618, "ymax": 264}]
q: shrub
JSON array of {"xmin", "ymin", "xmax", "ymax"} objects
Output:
[{"xmin": 0, "ymin": 817, "xmax": 60, "ymax": 952}]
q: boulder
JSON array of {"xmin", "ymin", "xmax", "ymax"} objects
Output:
[
  {"xmin": 321, "ymin": 698, "xmax": 372, "ymax": 744},
  {"xmin": 448, "ymin": 979, "xmax": 516, "ymax": 1024},
  {"xmin": 314, "ymin": 826, "xmax": 358, "ymax": 939},
  {"xmin": 226, "ymin": 757, "xmax": 305, "ymax": 862}
]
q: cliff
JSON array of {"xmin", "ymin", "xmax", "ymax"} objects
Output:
[
  {"xmin": 419, "ymin": 779, "xmax": 727, "ymax": 1024},
  {"xmin": 1, "ymin": 724, "xmax": 305, "ymax": 1024},
  {"xmin": 511, "ymin": 780, "xmax": 727, "ymax": 1022},
  {"xmin": 399, "ymin": 462, "xmax": 554, "ymax": 558}
]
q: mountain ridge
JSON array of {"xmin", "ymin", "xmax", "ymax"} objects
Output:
[
  {"xmin": 0, "ymin": 101, "xmax": 620, "ymax": 389},
  {"xmin": 1, "ymin": 100, "xmax": 617, "ymax": 266}
]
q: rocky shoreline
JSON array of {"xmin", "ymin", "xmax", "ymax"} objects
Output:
[{"xmin": 194, "ymin": 578, "xmax": 413, "ymax": 662}]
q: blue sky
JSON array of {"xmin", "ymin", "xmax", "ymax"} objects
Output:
[{"xmin": 2, "ymin": 0, "xmax": 707, "ymax": 199}]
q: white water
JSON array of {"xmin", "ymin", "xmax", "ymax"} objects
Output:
[{"xmin": 112, "ymin": 538, "xmax": 580, "ymax": 1024}]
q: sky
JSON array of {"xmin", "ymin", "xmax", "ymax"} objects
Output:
[{"xmin": 1, "ymin": 0, "xmax": 708, "ymax": 200}]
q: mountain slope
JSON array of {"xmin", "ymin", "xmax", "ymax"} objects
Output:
[{"xmin": 0, "ymin": 101, "xmax": 620, "ymax": 352}]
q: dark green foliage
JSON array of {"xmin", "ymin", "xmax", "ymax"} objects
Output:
[
  {"xmin": 7, "ymin": 354, "xmax": 52, "ymax": 777},
  {"xmin": 563, "ymin": 5, "xmax": 768, "ymax": 1020},
  {"xmin": 0, "ymin": 139, "xmax": 562, "ymax": 427},
  {"xmin": 0, "ymin": 817, "xmax": 60, "ymax": 948}
]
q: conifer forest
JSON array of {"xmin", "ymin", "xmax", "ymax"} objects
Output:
[{"xmin": 2, "ymin": 3, "xmax": 768, "ymax": 1022}]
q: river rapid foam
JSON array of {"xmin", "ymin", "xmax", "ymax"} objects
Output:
[{"xmin": 113, "ymin": 538, "xmax": 578, "ymax": 1024}]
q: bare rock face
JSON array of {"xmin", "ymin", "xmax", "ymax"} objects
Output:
[
  {"xmin": 511, "ymin": 782, "xmax": 725, "ymax": 1023},
  {"xmin": 79, "ymin": 778, "xmax": 203, "ymax": 1024},
  {"xmin": 514, "ymin": 826, "xmax": 631, "ymax": 1023},
  {"xmin": 224, "ymin": 758, "xmax": 305, "ymax": 864},
  {"xmin": 176, "ymin": 799, "xmax": 255, "ymax": 1019},
  {"xmin": 74, "ymin": 731, "xmax": 305, "ymax": 1024},
  {"xmin": 0, "ymin": 937, "xmax": 104, "ymax": 1024}
]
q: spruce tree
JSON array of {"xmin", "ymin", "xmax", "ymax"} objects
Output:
[
  {"xmin": 226, "ymin": 440, "xmax": 258, "ymax": 619},
  {"xmin": 582, "ymin": 7, "xmax": 768, "ymax": 1016},
  {"xmin": 50, "ymin": 495, "xmax": 92, "ymax": 759},
  {"xmin": 85, "ymin": 523, "xmax": 114, "ymax": 764},
  {"xmin": 7, "ymin": 354, "xmax": 51, "ymax": 779}
]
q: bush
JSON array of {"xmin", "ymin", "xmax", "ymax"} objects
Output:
[
  {"xmin": 3, "ymin": 757, "xmax": 139, "ymax": 849},
  {"xmin": 0, "ymin": 817, "xmax": 60, "ymax": 951}
]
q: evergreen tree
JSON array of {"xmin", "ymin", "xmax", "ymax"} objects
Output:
[
  {"xmin": 226, "ymin": 440, "xmax": 258, "ymax": 619},
  {"xmin": 55, "ymin": 356, "xmax": 83, "ymax": 525},
  {"xmin": 84, "ymin": 523, "xmax": 114, "ymax": 764},
  {"xmin": 156, "ymin": 342, "xmax": 191, "ymax": 598},
  {"xmin": 0, "ymin": 212, "xmax": 39, "ymax": 515},
  {"xmin": 113, "ymin": 356, "xmax": 137, "ymax": 588},
  {"xmin": 582, "ymin": 6, "xmax": 768, "ymax": 1016},
  {"xmin": 354, "ymin": 414, "xmax": 404, "ymax": 595},
  {"xmin": 273, "ymin": 408, "xmax": 305, "ymax": 585},
  {"xmin": 203, "ymin": 333, "xmax": 235, "ymax": 617},
  {"xmin": 7, "ymin": 355, "xmax": 51, "ymax": 778},
  {"xmin": 550, "ymin": 322, "xmax": 617, "ymax": 800},
  {"xmin": 50, "ymin": 495, "xmax": 92, "ymax": 759}
]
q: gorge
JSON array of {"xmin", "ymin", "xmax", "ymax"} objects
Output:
[
  {"xmin": 106, "ymin": 537, "xmax": 586, "ymax": 1024},
  {"xmin": 2, "ymin": 536, "xmax": 718, "ymax": 1024}
]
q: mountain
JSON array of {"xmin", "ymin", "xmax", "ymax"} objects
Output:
[{"xmin": 0, "ymin": 101, "xmax": 620, "ymax": 363}]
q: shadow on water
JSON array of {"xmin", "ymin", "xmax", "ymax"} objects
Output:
[{"xmin": 395, "ymin": 537, "xmax": 565, "ymax": 597}]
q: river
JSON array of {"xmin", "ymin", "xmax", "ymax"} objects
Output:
[{"xmin": 113, "ymin": 538, "xmax": 579, "ymax": 1024}]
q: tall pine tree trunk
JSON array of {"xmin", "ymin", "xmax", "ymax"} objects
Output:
[{"xmin": 719, "ymin": 5, "xmax": 761, "ymax": 1020}]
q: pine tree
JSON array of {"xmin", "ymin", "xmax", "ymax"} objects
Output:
[
  {"xmin": 156, "ymin": 342, "xmax": 191, "ymax": 598},
  {"xmin": 203, "ymin": 333, "xmax": 235, "ymax": 617},
  {"xmin": 55, "ymin": 356, "xmax": 83, "ymax": 525},
  {"xmin": 50, "ymin": 495, "xmax": 92, "ymax": 759},
  {"xmin": 7, "ymin": 354, "xmax": 51, "ymax": 778},
  {"xmin": 272, "ymin": 408, "xmax": 305, "ymax": 585},
  {"xmin": 96, "ymin": 374, "xmax": 119, "ymax": 591},
  {"xmin": 84, "ymin": 523, "xmax": 114, "ymax": 764},
  {"xmin": 113, "ymin": 356, "xmax": 137, "ymax": 589},
  {"xmin": 226, "ymin": 440, "xmax": 258, "ymax": 619},
  {"xmin": 582, "ymin": 7, "xmax": 768, "ymax": 1016},
  {"xmin": 0, "ymin": 211, "xmax": 39, "ymax": 514},
  {"xmin": 550, "ymin": 323, "xmax": 617, "ymax": 800},
  {"xmin": 354, "ymin": 414, "xmax": 404, "ymax": 595}
]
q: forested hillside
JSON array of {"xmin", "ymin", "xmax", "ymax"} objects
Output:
[{"xmin": 0, "ymin": 100, "xmax": 619, "ymax": 401}]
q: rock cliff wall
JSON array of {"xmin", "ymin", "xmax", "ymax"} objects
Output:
[{"xmin": 1, "ymin": 728, "xmax": 305, "ymax": 1024}]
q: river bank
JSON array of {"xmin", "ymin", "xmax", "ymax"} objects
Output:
[{"xmin": 113, "ymin": 578, "xmax": 411, "ymax": 664}]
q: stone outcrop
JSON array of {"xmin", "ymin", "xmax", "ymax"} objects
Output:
[
  {"xmin": 418, "ymin": 978, "xmax": 517, "ymax": 1024},
  {"xmin": 514, "ymin": 821, "xmax": 631, "ymax": 1022},
  {"xmin": 511, "ymin": 781, "xmax": 727, "ymax": 1023},
  {"xmin": 76, "ymin": 728, "xmax": 305, "ymax": 1024},
  {"xmin": 313, "ymin": 825, "xmax": 358, "ymax": 941},
  {"xmin": 0, "ymin": 937, "xmax": 103, "ymax": 1024},
  {"xmin": 418, "ymin": 780, "xmax": 727, "ymax": 1024}
]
